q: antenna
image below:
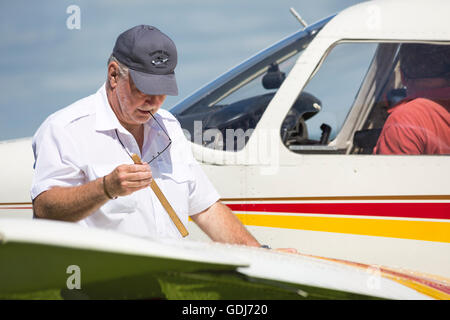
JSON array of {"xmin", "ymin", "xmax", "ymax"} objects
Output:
[{"xmin": 289, "ymin": 7, "xmax": 308, "ymax": 28}]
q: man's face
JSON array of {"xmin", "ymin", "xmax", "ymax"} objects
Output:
[{"xmin": 114, "ymin": 72, "xmax": 166, "ymax": 128}]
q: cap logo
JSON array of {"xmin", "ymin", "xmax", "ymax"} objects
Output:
[{"xmin": 149, "ymin": 50, "xmax": 170, "ymax": 68}]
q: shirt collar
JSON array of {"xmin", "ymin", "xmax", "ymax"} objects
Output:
[{"xmin": 94, "ymin": 83, "xmax": 128, "ymax": 134}]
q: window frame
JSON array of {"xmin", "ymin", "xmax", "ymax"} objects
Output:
[{"xmin": 284, "ymin": 40, "xmax": 401, "ymax": 154}]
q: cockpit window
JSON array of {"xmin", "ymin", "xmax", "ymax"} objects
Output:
[
  {"xmin": 197, "ymin": 52, "xmax": 300, "ymax": 151},
  {"xmin": 212, "ymin": 52, "xmax": 298, "ymax": 107},
  {"xmin": 172, "ymin": 23, "xmax": 324, "ymax": 151},
  {"xmin": 283, "ymin": 42, "xmax": 383, "ymax": 153},
  {"xmin": 284, "ymin": 41, "xmax": 450, "ymax": 156}
]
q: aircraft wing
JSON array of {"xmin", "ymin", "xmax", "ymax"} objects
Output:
[{"xmin": 0, "ymin": 219, "xmax": 448, "ymax": 300}]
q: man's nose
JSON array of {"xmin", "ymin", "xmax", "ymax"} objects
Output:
[{"xmin": 145, "ymin": 95, "xmax": 166, "ymax": 105}]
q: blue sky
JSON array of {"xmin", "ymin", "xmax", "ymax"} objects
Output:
[{"xmin": 0, "ymin": 0, "xmax": 365, "ymax": 141}]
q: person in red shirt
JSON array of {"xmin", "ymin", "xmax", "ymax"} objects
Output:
[{"xmin": 374, "ymin": 44, "xmax": 450, "ymax": 155}]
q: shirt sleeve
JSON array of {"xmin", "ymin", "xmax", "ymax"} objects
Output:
[
  {"xmin": 31, "ymin": 122, "xmax": 85, "ymax": 200},
  {"xmin": 186, "ymin": 160, "xmax": 221, "ymax": 216}
]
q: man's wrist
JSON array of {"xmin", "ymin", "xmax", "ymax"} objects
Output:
[{"xmin": 103, "ymin": 175, "xmax": 117, "ymax": 200}]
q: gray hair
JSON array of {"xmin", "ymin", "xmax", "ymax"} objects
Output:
[{"xmin": 107, "ymin": 54, "xmax": 129, "ymax": 78}]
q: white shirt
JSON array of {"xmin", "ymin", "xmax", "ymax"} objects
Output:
[{"xmin": 31, "ymin": 84, "xmax": 220, "ymax": 239}]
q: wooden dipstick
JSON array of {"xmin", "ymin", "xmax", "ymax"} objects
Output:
[{"xmin": 131, "ymin": 153, "xmax": 189, "ymax": 237}]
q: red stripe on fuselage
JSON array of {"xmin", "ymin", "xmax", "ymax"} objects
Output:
[{"xmin": 226, "ymin": 203, "xmax": 450, "ymax": 220}]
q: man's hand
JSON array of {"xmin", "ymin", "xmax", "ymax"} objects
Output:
[{"xmin": 104, "ymin": 163, "xmax": 153, "ymax": 198}]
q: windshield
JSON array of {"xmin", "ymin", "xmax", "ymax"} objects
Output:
[{"xmin": 171, "ymin": 16, "xmax": 333, "ymax": 151}]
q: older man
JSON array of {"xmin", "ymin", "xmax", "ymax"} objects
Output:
[{"xmin": 31, "ymin": 25, "xmax": 269, "ymax": 248}]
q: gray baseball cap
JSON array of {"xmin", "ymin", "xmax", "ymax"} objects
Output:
[{"xmin": 112, "ymin": 25, "xmax": 178, "ymax": 96}]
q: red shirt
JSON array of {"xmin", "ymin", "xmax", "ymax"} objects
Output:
[{"xmin": 374, "ymin": 87, "xmax": 450, "ymax": 155}]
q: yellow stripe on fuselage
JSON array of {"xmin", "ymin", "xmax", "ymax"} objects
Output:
[{"xmin": 234, "ymin": 214, "xmax": 450, "ymax": 243}]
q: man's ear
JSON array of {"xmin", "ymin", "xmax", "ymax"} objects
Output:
[{"xmin": 107, "ymin": 62, "xmax": 119, "ymax": 89}]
